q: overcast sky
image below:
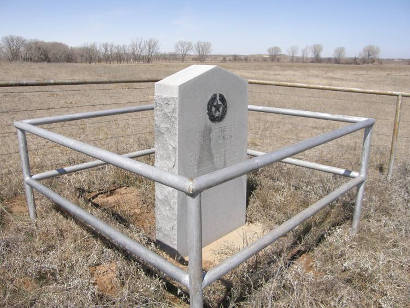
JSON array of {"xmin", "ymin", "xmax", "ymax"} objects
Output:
[{"xmin": 1, "ymin": 0, "xmax": 409, "ymax": 58}]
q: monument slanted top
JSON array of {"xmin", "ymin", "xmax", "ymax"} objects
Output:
[{"xmin": 155, "ymin": 65, "xmax": 245, "ymax": 97}]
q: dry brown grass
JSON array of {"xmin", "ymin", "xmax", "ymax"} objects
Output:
[
  {"xmin": 242, "ymin": 161, "xmax": 410, "ymax": 308},
  {"xmin": 0, "ymin": 62, "xmax": 409, "ymax": 307}
]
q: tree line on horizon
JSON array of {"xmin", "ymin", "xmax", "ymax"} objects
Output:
[
  {"xmin": 0, "ymin": 35, "xmax": 212, "ymax": 64},
  {"xmin": 267, "ymin": 44, "xmax": 382, "ymax": 64},
  {"xmin": 0, "ymin": 34, "xmax": 383, "ymax": 65}
]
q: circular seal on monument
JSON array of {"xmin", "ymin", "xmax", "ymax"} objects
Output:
[{"xmin": 207, "ymin": 93, "xmax": 227, "ymax": 122}]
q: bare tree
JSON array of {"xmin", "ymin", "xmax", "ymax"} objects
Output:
[
  {"xmin": 267, "ymin": 46, "xmax": 281, "ymax": 62},
  {"xmin": 23, "ymin": 40, "xmax": 73, "ymax": 63},
  {"xmin": 175, "ymin": 40, "xmax": 193, "ymax": 62},
  {"xmin": 232, "ymin": 54, "xmax": 241, "ymax": 62},
  {"xmin": 121, "ymin": 44, "xmax": 130, "ymax": 63},
  {"xmin": 23, "ymin": 40, "xmax": 46, "ymax": 62},
  {"xmin": 287, "ymin": 45, "xmax": 299, "ymax": 62},
  {"xmin": 195, "ymin": 41, "xmax": 212, "ymax": 62},
  {"xmin": 361, "ymin": 45, "xmax": 380, "ymax": 64},
  {"xmin": 301, "ymin": 45, "xmax": 311, "ymax": 62},
  {"xmin": 80, "ymin": 43, "xmax": 99, "ymax": 64},
  {"xmin": 113, "ymin": 44, "xmax": 124, "ymax": 63},
  {"xmin": 0, "ymin": 42, "xmax": 4, "ymax": 60},
  {"xmin": 312, "ymin": 44, "xmax": 323, "ymax": 63},
  {"xmin": 144, "ymin": 38, "xmax": 159, "ymax": 63},
  {"xmin": 100, "ymin": 42, "xmax": 113, "ymax": 63},
  {"xmin": 129, "ymin": 38, "xmax": 145, "ymax": 63},
  {"xmin": 333, "ymin": 46, "xmax": 345, "ymax": 64},
  {"xmin": 1, "ymin": 35, "xmax": 26, "ymax": 61},
  {"xmin": 48, "ymin": 42, "xmax": 72, "ymax": 62}
]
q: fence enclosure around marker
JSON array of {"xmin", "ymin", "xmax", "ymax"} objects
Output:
[
  {"xmin": 3, "ymin": 70, "xmax": 409, "ymax": 306},
  {"xmin": 14, "ymin": 103, "xmax": 374, "ymax": 307}
]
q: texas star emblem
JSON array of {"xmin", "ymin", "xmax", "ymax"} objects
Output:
[{"xmin": 207, "ymin": 93, "xmax": 227, "ymax": 122}]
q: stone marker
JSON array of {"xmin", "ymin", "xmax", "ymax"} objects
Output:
[{"xmin": 155, "ymin": 65, "xmax": 247, "ymax": 256}]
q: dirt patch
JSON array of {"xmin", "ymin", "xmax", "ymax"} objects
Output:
[
  {"xmin": 201, "ymin": 223, "xmax": 265, "ymax": 270},
  {"xmin": 3, "ymin": 195, "xmax": 28, "ymax": 215},
  {"xmin": 15, "ymin": 276, "xmax": 39, "ymax": 292},
  {"xmin": 294, "ymin": 253, "xmax": 324, "ymax": 278},
  {"xmin": 89, "ymin": 187, "xmax": 155, "ymax": 238},
  {"xmin": 86, "ymin": 186, "xmax": 266, "ymax": 273},
  {"xmin": 89, "ymin": 262, "xmax": 121, "ymax": 297}
]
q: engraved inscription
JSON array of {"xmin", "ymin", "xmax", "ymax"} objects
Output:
[{"xmin": 185, "ymin": 123, "xmax": 244, "ymax": 175}]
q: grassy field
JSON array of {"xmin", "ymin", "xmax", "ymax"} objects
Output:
[{"xmin": 0, "ymin": 62, "xmax": 409, "ymax": 307}]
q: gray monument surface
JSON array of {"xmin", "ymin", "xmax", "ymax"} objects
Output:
[{"xmin": 154, "ymin": 65, "xmax": 248, "ymax": 256}]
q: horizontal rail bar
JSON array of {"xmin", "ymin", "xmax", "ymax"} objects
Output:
[
  {"xmin": 14, "ymin": 121, "xmax": 192, "ymax": 194},
  {"xmin": 24, "ymin": 104, "xmax": 154, "ymax": 125},
  {"xmin": 33, "ymin": 148, "xmax": 155, "ymax": 180},
  {"xmin": 247, "ymin": 149, "xmax": 359, "ymax": 178},
  {"xmin": 25, "ymin": 178, "xmax": 189, "ymax": 287},
  {"xmin": 0, "ymin": 79, "xmax": 159, "ymax": 87},
  {"xmin": 248, "ymin": 105, "xmax": 367, "ymax": 123},
  {"xmin": 192, "ymin": 118, "xmax": 374, "ymax": 193},
  {"xmin": 2, "ymin": 78, "xmax": 409, "ymax": 97},
  {"xmin": 202, "ymin": 175, "xmax": 365, "ymax": 288},
  {"xmin": 248, "ymin": 79, "xmax": 410, "ymax": 97},
  {"xmin": 35, "ymin": 148, "xmax": 357, "ymax": 181},
  {"xmin": 22, "ymin": 103, "xmax": 365, "ymax": 126}
]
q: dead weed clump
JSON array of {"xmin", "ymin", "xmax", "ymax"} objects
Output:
[
  {"xmin": 247, "ymin": 163, "xmax": 355, "ymax": 252},
  {"xmin": 198, "ymin": 164, "xmax": 357, "ymax": 306},
  {"xmin": 239, "ymin": 161, "xmax": 409, "ymax": 307}
]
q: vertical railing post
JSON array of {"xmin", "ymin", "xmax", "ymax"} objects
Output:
[
  {"xmin": 17, "ymin": 129, "xmax": 37, "ymax": 220},
  {"xmin": 352, "ymin": 125, "xmax": 373, "ymax": 234},
  {"xmin": 387, "ymin": 94, "xmax": 402, "ymax": 180},
  {"xmin": 187, "ymin": 193, "xmax": 203, "ymax": 307}
]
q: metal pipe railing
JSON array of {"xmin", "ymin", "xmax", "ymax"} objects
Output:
[
  {"xmin": 17, "ymin": 129, "xmax": 36, "ymax": 220},
  {"xmin": 25, "ymin": 177, "xmax": 189, "ymax": 287},
  {"xmin": 248, "ymin": 105, "xmax": 367, "ymax": 123},
  {"xmin": 0, "ymin": 79, "xmax": 158, "ymax": 87},
  {"xmin": 2, "ymin": 77, "xmax": 409, "ymax": 97},
  {"xmin": 24, "ymin": 104, "xmax": 154, "ymax": 125},
  {"xmin": 14, "ymin": 121, "xmax": 192, "ymax": 194},
  {"xmin": 248, "ymin": 79, "xmax": 410, "ymax": 97},
  {"xmin": 33, "ymin": 147, "xmax": 358, "ymax": 182},
  {"xmin": 202, "ymin": 175, "xmax": 365, "ymax": 288},
  {"xmin": 187, "ymin": 194, "xmax": 203, "ymax": 307},
  {"xmin": 15, "ymin": 103, "xmax": 375, "ymax": 307},
  {"xmin": 352, "ymin": 126, "xmax": 373, "ymax": 233},
  {"xmin": 191, "ymin": 119, "xmax": 374, "ymax": 194},
  {"xmin": 32, "ymin": 148, "xmax": 155, "ymax": 180},
  {"xmin": 247, "ymin": 149, "xmax": 359, "ymax": 178}
]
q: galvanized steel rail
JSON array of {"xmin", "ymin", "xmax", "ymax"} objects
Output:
[
  {"xmin": 0, "ymin": 79, "xmax": 157, "ymax": 87},
  {"xmin": 248, "ymin": 79, "xmax": 410, "ymax": 97},
  {"xmin": 15, "ymin": 103, "xmax": 374, "ymax": 307},
  {"xmin": 202, "ymin": 175, "xmax": 365, "ymax": 288}
]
